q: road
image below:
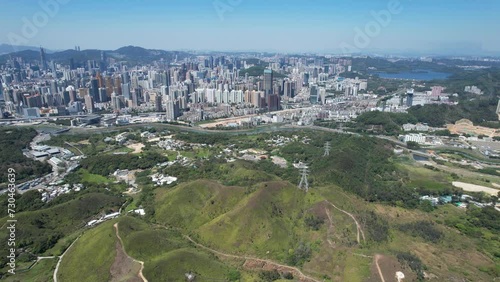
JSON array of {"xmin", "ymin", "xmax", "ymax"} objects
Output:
[
  {"xmin": 53, "ymin": 236, "xmax": 81, "ymax": 282},
  {"xmin": 375, "ymin": 255, "xmax": 386, "ymax": 282}
]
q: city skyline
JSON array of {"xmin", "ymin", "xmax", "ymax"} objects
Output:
[{"xmin": 2, "ymin": 0, "xmax": 500, "ymax": 55}]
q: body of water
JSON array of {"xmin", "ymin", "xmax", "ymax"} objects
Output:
[{"xmin": 374, "ymin": 70, "xmax": 451, "ymax": 81}]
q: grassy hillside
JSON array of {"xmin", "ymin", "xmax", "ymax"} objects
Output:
[
  {"xmin": 118, "ymin": 217, "xmax": 188, "ymax": 261},
  {"xmin": 57, "ymin": 220, "xmax": 117, "ymax": 282},
  {"xmin": 58, "ymin": 216, "xmax": 252, "ymax": 281},
  {"xmin": 28, "ymin": 129, "xmax": 500, "ymax": 281},
  {"xmin": 0, "ymin": 192, "xmax": 124, "ymax": 272},
  {"xmin": 144, "ymin": 248, "xmax": 231, "ymax": 281},
  {"xmin": 196, "ymin": 182, "xmax": 323, "ymax": 260},
  {"xmin": 155, "ymin": 180, "xmax": 247, "ymax": 229},
  {"xmin": 154, "ymin": 177, "xmax": 371, "ymax": 266},
  {"xmin": 2, "ymin": 258, "xmax": 58, "ymax": 282},
  {"xmin": 54, "ymin": 172, "xmax": 499, "ymax": 281}
]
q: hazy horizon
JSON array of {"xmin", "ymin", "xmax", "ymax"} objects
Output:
[{"xmin": 2, "ymin": 0, "xmax": 500, "ymax": 56}]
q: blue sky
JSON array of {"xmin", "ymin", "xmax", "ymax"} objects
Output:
[{"xmin": 1, "ymin": 0, "xmax": 500, "ymax": 54}]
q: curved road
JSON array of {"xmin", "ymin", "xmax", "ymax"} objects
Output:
[{"xmin": 53, "ymin": 236, "xmax": 81, "ymax": 282}]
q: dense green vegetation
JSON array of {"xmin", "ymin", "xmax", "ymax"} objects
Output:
[
  {"xmin": 80, "ymin": 152, "xmax": 168, "ymax": 176},
  {"xmin": 449, "ymin": 206, "xmax": 500, "ymax": 235},
  {"xmin": 336, "ymin": 98, "xmax": 498, "ymax": 136},
  {"xmin": 304, "ymin": 215, "xmax": 324, "ymax": 231},
  {"xmin": 278, "ymin": 133, "xmax": 417, "ymax": 207},
  {"xmin": 346, "ymin": 100, "xmax": 499, "ymax": 135},
  {"xmin": 398, "ymin": 221, "xmax": 443, "ymax": 243},
  {"xmin": 168, "ymin": 130, "xmax": 417, "ymax": 208},
  {"xmin": 2, "ymin": 257, "xmax": 58, "ymax": 282},
  {"xmin": 350, "ymin": 111, "xmax": 417, "ymax": 135},
  {"xmin": 0, "ymin": 127, "xmax": 51, "ymax": 184},
  {"xmin": 0, "ymin": 190, "xmax": 46, "ymax": 217},
  {"xmin": 352, "ymin": 57, "xmax": 456, "ymax": 74},
  {"xmin": 0, "ymin": 190, "xmax": 124, "ymax": 271},
  {"xmin": 432, "ymin": 67, "xmax": 500, "ymax": 96},
  {"xmin": 10, "ymin": 128, "xmax": 499, "ymax": 281},
  {"xmin": 408, "ymin": 98, "xmax": 499, "ymax": 127},
  {"xmin": 396, "ymin": 252, "xmax": 426, "ymax": 280},
  {"xmin": 359, "ymin": 211, "xmax": 390, "ymax": 243},
  {"xmin": 239, "ymin": 66, "xmax": 286, "ymax": 78}
]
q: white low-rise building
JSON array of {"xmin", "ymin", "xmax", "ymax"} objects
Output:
[
  {"xmin": 103, "ymin": 212, "xmax": 121, "ymax": 220},
  {"xmin": 49, "ymin": 157, "xmax": 64, "ymax": 167},
  {"xmin": 151, "ymin": 174, "xmax": 178, "ymax": 186},
  {"xmin": 134, "ymin": 209, "xmax": 146, "ymax": 216},
  {"xmin": 403, "ymin": 134, "xmax": 426, "ymax": 144}
]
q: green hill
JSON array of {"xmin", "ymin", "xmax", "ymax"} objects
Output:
[
  {"xmin": 57, "ymin": 220, "xmax": 117, "ymax": 282},
  {"xmin": 154, "ymin": 178, "xmax": 364, "ymax": 266},
  {"xmin": 197, "ymin": 182, "xmax": 322, "ymax": 258},
  {"xmin": 155, "ymin": 180, "xmax": 247, "ymax": 229},
  {"xmin": 58, "ymin": 216, "xmax": 253, "ymax": 282},
  {"xmin": 15, "ymin": 129, "xmax": 499, "ymax": 281},
  {"xmin": 0, "ymin": 192, "xmax": 124, "ymax": 271},
  {"xmin": 144, "ymin": 248, "xmax": 231, "ymax": 282},
  {"xmin": 239, "ymin": 66, "xmax": 287, "ymax": 78}
]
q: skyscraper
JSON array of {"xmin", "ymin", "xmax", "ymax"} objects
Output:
[
  {"xmin": 114, "ymin": 76, "xmax": 122, "ymax": 95},
  {"xmin": 266, "ymin": 94, "xmax": 281, "ymax": 112},
  {"xmin": 284, "ymin": 80, "xmax": 295, "ymax": 98},
  {"xmin": 310, "ymin": 85, "xmax": 318, "ymax": 104},
  {"xmin": 105, "ymin": 76, "xmax": 113, "ymax": 98},
  {"xmin": 131, "ymin": 88, "xmax": 140, "ymax": 107},
  {"xmin": 90, "ymin": 78, "xmax": 100, "ymax": 102},
  {"xmin": 406, "ymin": 89, "xmax": 414, "ymax": 107},
  {"xmin": 264, "ymin": 69, "xmax": 273, "ymax": 96},
  {"xmin": 50, "ymin": 80, "xmax": 58, "ymax": 95},
  {"xmin": 40, "ymin": 47, "xmax": 48, "ymax": 71},
  {"xmin": 100, "ymin": 51, "xmax": 107, "ymax": 72},
  {"xmin": 0, "ymin": 78, "xmax": 3, "ymax": 99},
  {"xmin": 99, "ymin": 88, "xmax": 108, "ymax": 103},
  {"xmin": 155, "ymin": 94, "xmax": 162, "ymax": 112},
  {"xmin": 303, "ymin": 73, "xmax": 310, "ymax": 86},
  {"xmin": 111, "ymin": 93, "xmax": 124, "ymax": 111},
  {"xmin": 122, "ymin": 72, "xmax": 130, "ymax": 84},
  {"xmin": 84, "ymin": 95, "xmax": 95, "ymax": 113},
  {"xmin": 122, "ymin": 83, "xmax": 131, "ymax": 100},
  {"xmin": 165, "ymin": 98, "xmax": 180, "ymax": 121}
]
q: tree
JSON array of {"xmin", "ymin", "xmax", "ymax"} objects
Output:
[
  {"xmin": 259, "ymin": 270, "xmax": 280, "ymax": 281},
  {"xmin": 406, "ymin": 141, "xmax": 421, "ymax": 150},
  {"xmin": 227, "ymin": 270, "xmax": 241, "ymax": 281},
  {"xmin": 304, "ymin": 215, "xmax": 324, "ymax": 231}
]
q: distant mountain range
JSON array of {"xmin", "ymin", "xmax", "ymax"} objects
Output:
[
  {"xmin": 0, "ymin": 45, "xmax": 192, "ymax": 66},
  {"xmin": 0, "ymin": 44, "xmax": 53, "ymax": 55}
]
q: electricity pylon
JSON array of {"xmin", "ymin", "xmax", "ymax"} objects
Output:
[
  {"xmin": 298, "ymin": 165, "xmax": 309, "ymax": 192},
  {"xmin": 324, "ymin": 141, "xmax": 331, "ymax": 157}
]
